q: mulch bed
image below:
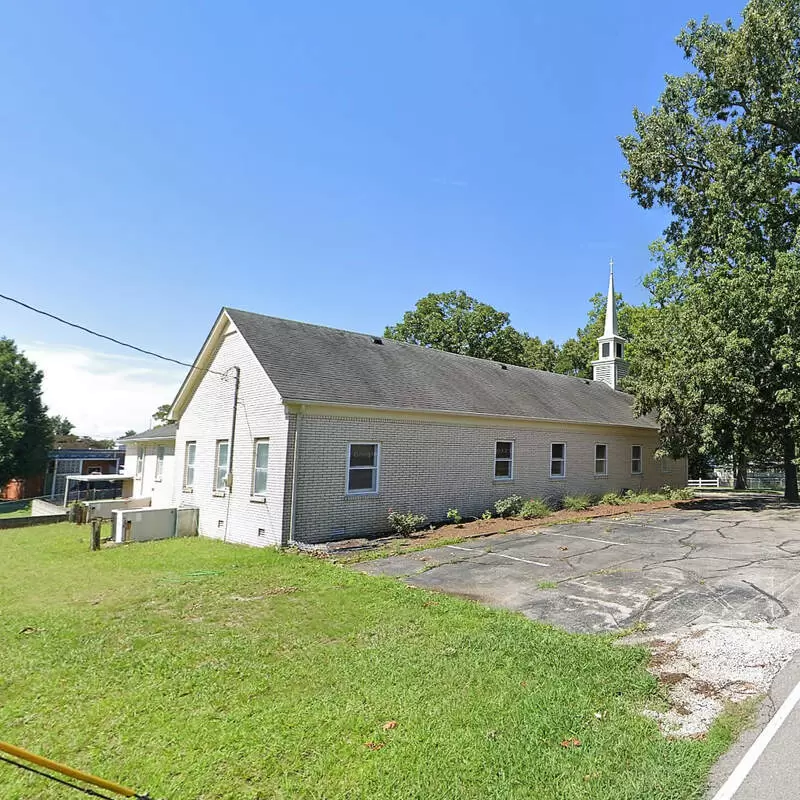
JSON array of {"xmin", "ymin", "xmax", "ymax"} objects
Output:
[{"xmin": 323, "ymin": 498, "xmax": 698, "ymax": 560}]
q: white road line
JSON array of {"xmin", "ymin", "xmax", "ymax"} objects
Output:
[
  {"xmin": 606, "ymin": 519, "xmax": 683, "ymax": 533},
  {"xmin": 710, "ymin": 676, "xmax": 800, "ymax": 800},
  {"xmin": 540, "ymin": 531, "xmax": 628, "ymax": 546},
  {"xmin": 495, "ymin": 552, "xmax": 550, "ymax": 567},
  {"xmin": 445, "ymin": 545, "xmax": 549, "ymax": 568}
]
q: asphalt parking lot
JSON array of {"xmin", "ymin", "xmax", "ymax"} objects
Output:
[{"xmin": 355, "ymin": 496, "xmax": 800, "ymax": 634}]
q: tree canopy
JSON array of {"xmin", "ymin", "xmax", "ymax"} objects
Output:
[
  {"xmin": 384, "ymin": 291, "xmax": 527, "ymax": 365},
  {"xmin": 49, "ymin": 415, "xmax": 74, "ymax": 437},
  {"xmin": 620, "ymin": 0, "xmax": 800, "ymax": 499},
  {"xmin": 385, "ymin": 289, "xmax": 630, "ymax": 378},
  {"xmin": 0, "ymin": 338, "xmax": 52, "ymax": 487},
  {"xmin": 152, "ymin": 404, "xmax": 172, "ymax": 426}
]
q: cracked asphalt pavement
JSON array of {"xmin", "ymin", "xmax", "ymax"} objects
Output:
[{"xmin": 354, "ymin": 496, "xmax": 800, "ymax": 634}]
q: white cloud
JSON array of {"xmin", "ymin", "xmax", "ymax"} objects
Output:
[{"xmin": 19, "ymin": 342, "xmax": 186, "ymax": 439}]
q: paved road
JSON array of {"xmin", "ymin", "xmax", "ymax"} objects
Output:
[
  {"xmin": 732, "ymin": 703, "xmax": 800, "ymax": 799},
  {"xmin": 706, "ymin": 654, "xmax": 800, "ymax": 800}
]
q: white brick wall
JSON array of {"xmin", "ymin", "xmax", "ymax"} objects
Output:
[
  {"xmin": 173, "ymin": 324, "xmax": 291, "ymax": 547},
  {"xmin": 290, "ymin": 410, "xmax": 686, "ymax": 543}
]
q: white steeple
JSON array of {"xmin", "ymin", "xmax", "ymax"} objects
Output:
[
  {"xmin": 591, "ymin": 258, "xmax": 628, "ymax": 390},
  {"xmin": 603, "ymin": 258, "xmax": 618, "ymax": 338}
]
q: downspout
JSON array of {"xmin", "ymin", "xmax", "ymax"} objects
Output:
[
  {"xmin": 222, "ymin": 366, "xmax": 241, "ymax": 544},
  {"xmin": 287, "ymin": 405, "xmax": 303, "ymax": 546}
]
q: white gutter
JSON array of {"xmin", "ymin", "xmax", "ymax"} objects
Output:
[{"xmin": 280, "ymin": 398, "xmax": 659, "ymax": 431}]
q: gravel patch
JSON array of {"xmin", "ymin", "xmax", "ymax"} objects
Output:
[{"xmin": 636, "ymin": 621, "xmax": 800, "ymax": 737}]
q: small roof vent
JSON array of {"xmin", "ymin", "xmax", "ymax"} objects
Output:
[
  {"xmin": 372, "ymin": 337, "xmax": 383, "ymax": 345},
  {"xmin": 500, "ymin": 364, "xmax": 508, "ymax": 370}
]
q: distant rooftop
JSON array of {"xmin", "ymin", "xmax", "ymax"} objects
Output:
[
  {"xmin": 49, "ymin": 449, "xmax": 124, "ymax": 459},
  {"xmin": 118, "ymin": 423, "xmax": 178, "ymax": 443}
]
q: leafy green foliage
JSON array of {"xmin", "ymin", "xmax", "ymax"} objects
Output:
[
  {"xmin": 480, "ymin": 509, "xmax": 493, "ymax": 520},
  {"xmin": 385, "ymin": 288, "xmax": 634, "ymax": 378},
  {"xmin": 446, "ymin": 508, "xmax": 462, "ymax": 524},
  {"xmin": 387, "ymin": 509, "xmax": 427, "ymax": 536},
  {"xmin": 384, "ymin": 290, "xmax": 527, "ymax": 365},
  {"xmin": 619, "ymin": 0, "xmax": 800, "ymax": 500},
  {"xmin": 48, "ymin": 415, "xmax": 74, "ymax": 437},
  {"xmin": 562, "ymin": 494, "xmax": 593, "ymax": 511},
  {"xmin": 0, "ymin": 339, "xmax": 52, "ymax": 487},
  {"xmin": 153, "ymin": 403, "xmax": 172, "ymax": 425},
  {"xmin": 519, "ymin": 499, "xmax": 551, "ymax": 519},
  {"xmin": 520, "ymin": 334, "xmax": 560, "ymax": 372},
  {"xmin": 0, "ymin": 524, "xmax": 737, "ymax": 799},
  {"xmin": 494, "ymin": 494, "xmax": 525, "ymax": 518},
  {"xmin": 600, "ymin": 492, "xmax": 625, "ymax": 506}
]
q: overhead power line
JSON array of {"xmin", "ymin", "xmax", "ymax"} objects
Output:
[{"xmin": 0, "ymin": 292, "xmax": 229, "ymax": 380}]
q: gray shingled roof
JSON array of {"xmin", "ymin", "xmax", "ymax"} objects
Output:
[
  {"xmin": 226, "ymin": 309, "xmax": 657, "ymax": 430},
  {"xmin": 119, "ymin": 423, "xmax": 178, "ymax": 442}
]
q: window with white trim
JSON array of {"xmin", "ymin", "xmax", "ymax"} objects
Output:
[
  {"xmin": 631, "ymin": 444, "xmax": 642, "ymax": 475},
  {"xmin": 347, "ymin": 443, "xmax": 379, "ymax": 494},
  {"xmin": 550, "ymin": 443, "xmax": 566, "ymax": 477},
  {"xmin": 594, "ymin": 443, "xmax": 608, "ymax": 476},
  {"xmin": 184, "ymin": 442, "xmax": 196, "ymax": 489},
  {"xmin": 215, "ymin": 440, "xmax": 230, "ymax": 491},
  {"xmin": 252, "ymin": 439, "xmax": 269, "ymax": 496},
  {"xmin": 154, "ymin": 446, "xmax": 165, "ymax": 481},
  {"xmin": 135, "ymin": 448, "xmax": 144, "ymax": 478},
  {"xmin": 494, "ymin": 441, "xmax": 514, "ymax": 480}
]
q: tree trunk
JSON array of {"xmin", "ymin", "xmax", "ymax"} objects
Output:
[
  {"xmin": 734, "ymin": 453, "xmax": 748, "ymax": 490},
  {"xmin": 784, "ymin": 436, "xmax": 799, "ymax": 503}
]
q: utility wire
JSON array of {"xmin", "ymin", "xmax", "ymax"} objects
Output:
[
  {"xmin": 0, "ymin": 292, "xmax": 229, "ymax": 379},
  {"xmin": 0, "ymin": 755, "xmax": 122, "ymax": 800}
]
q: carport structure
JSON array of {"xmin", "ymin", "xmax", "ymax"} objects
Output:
[{"xmin": 62, "ymin": 474, "xmax": 134, "ymax": 506}]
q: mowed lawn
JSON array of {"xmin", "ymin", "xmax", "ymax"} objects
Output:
[{"xmin": 0, "ymin": 524, "xmax": 742, "ymax": 799}]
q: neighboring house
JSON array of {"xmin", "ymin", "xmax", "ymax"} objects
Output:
[
  {"xmin": 117, "ymin": 424, "xmax": 177, "ymax": 509},
  {"xmin": 120, "ymin": 266, "xmax": 684, "ymax": 548},
  {"xmin": 45, "ymin": 448, "xmax": 126, "ymax": 501}
]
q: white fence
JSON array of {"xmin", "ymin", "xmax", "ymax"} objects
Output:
[{"xmin": 688, "ymin": 478, "xmax": 721, "ymax": 489}]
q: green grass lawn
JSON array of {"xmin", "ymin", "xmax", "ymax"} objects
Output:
[
  {"xmin": 0, "ymin": 501, "xmax": 30, "ymax": 518},
  {"xmin": 0, "ymin": 524, "xmax": 744, "ymax": 799}
]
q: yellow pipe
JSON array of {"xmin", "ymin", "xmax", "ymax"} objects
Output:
[{"xmin": 0, "ymin": 740, "xmax": 140, "ymax": 797}]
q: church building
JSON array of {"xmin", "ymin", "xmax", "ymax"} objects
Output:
[{"xmin": 121, "ymin": 267, "xmax": 685, "ymax": 546}]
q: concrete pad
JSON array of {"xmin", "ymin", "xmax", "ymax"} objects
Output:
[
  {"xmin": 353, "ymin": 555, "xmax": 430, "ymax": 577},
  {"xmin": 352, "ymin": 497, "xmax": 800, "ymax": 635}
]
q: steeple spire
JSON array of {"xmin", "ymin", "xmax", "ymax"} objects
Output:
[
  {"xmin": 591, "ymin": 258, "xmax": 628, "ymax": 390},
  {"xmin": 603, "ymin": 258, "xmax": 618, "ymax": 338}
]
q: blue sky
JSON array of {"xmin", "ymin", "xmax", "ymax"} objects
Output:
[{"xmin": 0, "ymin": 0, "xmax": 739, "ymax": 435}]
